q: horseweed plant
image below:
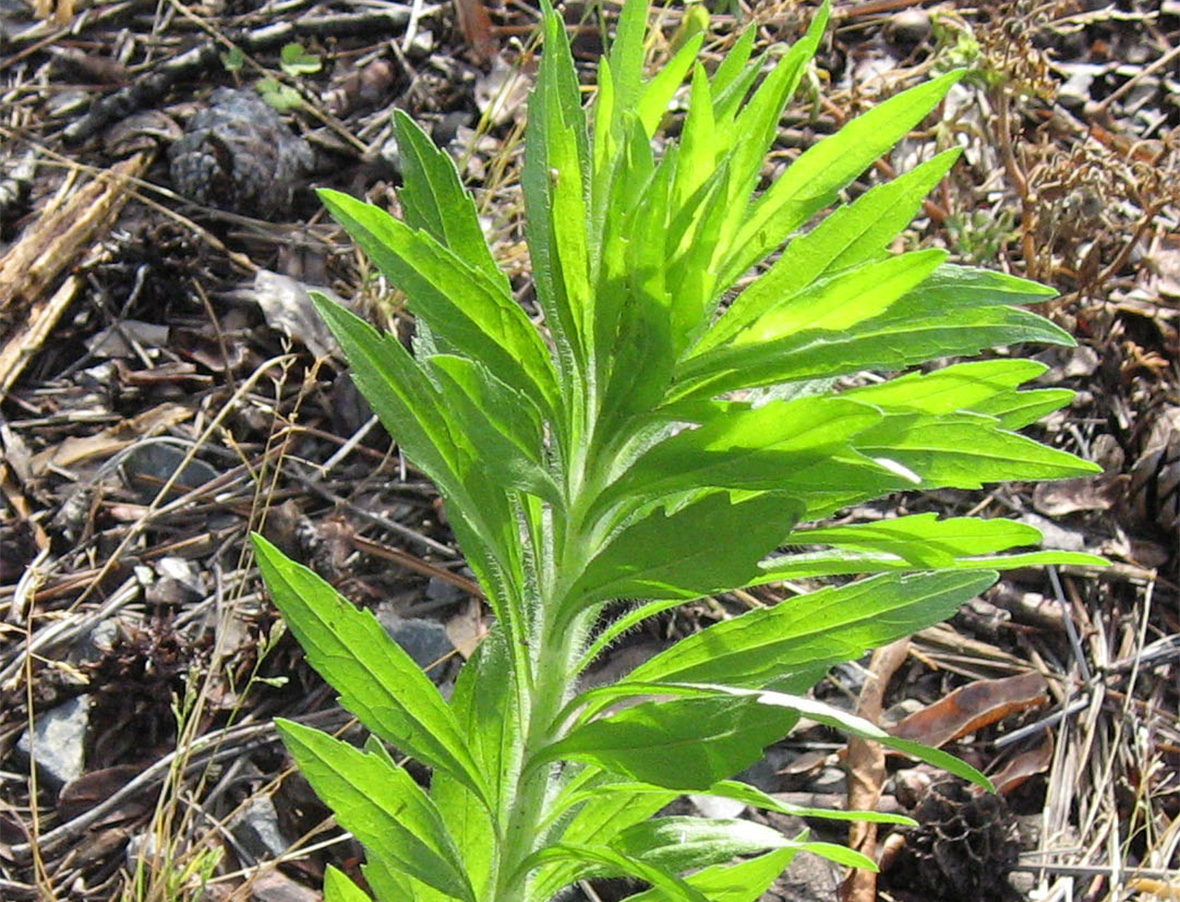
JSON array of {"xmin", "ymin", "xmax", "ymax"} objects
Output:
[{"xmin": 252, "ymin": 1, "xmax": 1103, "ymax": 899}]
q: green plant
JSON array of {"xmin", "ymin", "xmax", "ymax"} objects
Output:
[{"xmin": 252, "ymin": 1, "xmax": 1103, "ymax": 899}]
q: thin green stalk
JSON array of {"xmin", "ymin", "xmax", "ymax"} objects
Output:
[
  {"xmin": 494, "ymin": 384, "xmax": 604, "ymax": 899},
  {"xmin": 493, "ymin": 609, "xmax": 587, "ymax": 900}
]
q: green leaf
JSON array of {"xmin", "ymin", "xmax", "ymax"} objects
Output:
[
  {"xmin": 703, "ymin": 780, "xmax": 916, "ymax": 826},
  {"xmin": 534, "ymin": 778, "xmax": 676, "ymax": 899},
  {"xmin": 791, "ymin": 513, "xmax": 1050, "ymax": 566},
  {"xmin": 671, "ymin": 67, "xmax": 718, "ymax": 225},
  {"xmin": 277, "ymin": 720, "xmax": 475, "ymax": 902},
  {"xmin": 710, "ymin": 25, "xmax": 756, "ymax": 100},
  {"xmin": 711, "ymin": 3, "xmax": 828, "ymax": 269},
  {"xmin": 310, "ymin": 295, "xmax": 521, "ymax": 583},
  {"xmin": 524, "ymin": 843, "xmax": 711, "ymax": 902},
  {"xmin": 427, "ymin": 355, "xmax": 561, "ymax": 504},
  {"xmin": 899, "ymin": 262, "xmax": 1058, "ymax": 307},
  {"xmin": 363, "ymin": 858, "xmax": 418, "ymax": 902},
  {"xmin": 840, "ymin": 359, "xmax": 1051, "ymax": 416},
  {"xmin": 540, "ymin": 694, "xmax": 800, "ymax": 791},
  {"xmin": 392, "ymin": 111, "xmax": 506, "ymax": 288},
  {"xmin": 524, "ymin": 0, "xmax": 592, "ymax": 370},
  {"xmin": 567, "ymin": 492, "xmax": 804, "ymax": 607},
  {"xmin": 753, "ymin": 548, "xmax": 1106, "ymax": 582},
  {"xmin": 724, "ymin": 249, "xmax": 949, "ymax": 345},
  {"xmin": 971, "ymin": 387, "xmax": 1079, "ymax": 430},
  {"xmin": 622, "ymin": 571, "xmax": 998, "ymax": 688},
  {"xmin": 324, "ymin": 867, "xmax": 376, "ymax": 902},
  {"xmin": 722, "ymin": 69, "xmax": 966, "ymax": 283},
  {"xmin": 256, "ymin": 77, "xmax": 303, "ymax": 111},
  {"xmin": 700, "ymin": 150, "xmax": 962, "ymax": 352},
  {"xmin": 429, "ymin": 633, "xmax": 514, "ymax": 900},
  {"xmin": 280, "ymin": 41, "xmax": 322, "ymax": 76},
  {"xmin": 612, "ymin": 817, "xmax": 796, "ymax": 873},
  {"xmin": 253, "ymin": 536, "xmax": 488, "ymax": 801},
  {"xmin": 672, "ymin": 304, "xmax": 1076, "ymax": 402},
  {"xmin": 606, "ymin": 0, "xmax": 649, "ymax": 114},
  {"xmin": 637, "ymin": 33, "xmax": 705, "ymax": 137},
  {"xmin": 566, "ymin": 779, "xmax": 915, "ymax": 828},
  {"xmin": 601, "ymin": 396, "xmax": 886, "ymax": 507},
  {"xmin": 666, "ymin": 162, "xmax": 738, "ymax": 350},
  {"xmin": 220, "ymin": 45, "xmax": 245, "ymax": 72},
  {"xmin": 621, "ymin": 848, "xmax": 797, "ymax": 902},
  {"xmin": 855, "ymin": 412, "xmax": 1102, "ymax": 487},
  {"xmin": 598, "ymin": 150, "xmax": 677, "ymax": 420},
  {"xmin": 592, "ymin": 113, "xmax": 657, "ymax": 351},
  {"xmin": 310, "ymin": 296, "xmax": 461, "ymax": 487},
  {"xmin": 616, "ymin": 817, "xmax": 878, "ymax": 874},
  {"xmin": 684, "ymin": 685, "xmax": 994, "ymax": 789},
  {"xmin": 317, "ymin": 190, "xmax": 557, "ymax": 408}
]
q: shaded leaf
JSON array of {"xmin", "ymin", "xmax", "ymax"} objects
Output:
[
  {"xmin": 612, "ymin": 817, "xmax": 796, "ymax": 873},
  {"xmin": 428, "ymin": 355, "xmax": 560, "ymax": 503},
  {"xmin": 567, "ymin": 492, "xmax": 804, "ymax": 606},
  {"xmin": 277, "ymin": 720, "xmax": 474, "ymax": 902},
  {"xmin": 523, "ymin": 843, "xmax": 711, "ymax": 902},
  {"xmin": 615, "ymin": 848, "xmax": 797, "ymax": 902},
  {"xmin": 691, "ymin": 685, "xmax": 994, "ymax": 789},
  {"xmin": 542, "ymin": 694, "xmax": 800, "ymax": 791},
  {"xmin": 253, "ymin": 536, "xmax": 487, "ymax": 800}
]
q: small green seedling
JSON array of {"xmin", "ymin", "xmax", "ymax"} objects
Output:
[
  {"xmin": 253, "ymin": 1, "xmax": 1103, "ymax": 899},
  {"xmin": 279, "ymin": 41, "xmax": 323, "ymax": 77}
]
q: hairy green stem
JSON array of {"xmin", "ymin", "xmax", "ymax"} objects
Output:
[
  {"xmin": 492, "ymin": 625, "xmax": 581, "ymax": 900},
  {"xmin": 492, "ymin": 379, "xmax": 603, "ymax": 900}
]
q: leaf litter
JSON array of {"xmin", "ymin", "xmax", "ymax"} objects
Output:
[{"xmin": 0, "ymin": 0, "xmax": 1176, "ymax": 900}]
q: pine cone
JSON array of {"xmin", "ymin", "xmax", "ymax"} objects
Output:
[{"xmin": 169, "ymin": 88, "xmax": 313, "ymax": 218}]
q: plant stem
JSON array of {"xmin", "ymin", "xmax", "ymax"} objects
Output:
[
  {"xmin": 493, "ymin": 611, "xmax": 584, "ymax": 900},
  {"xmin": 493, "ymin": 383, "xmax": 602, "ymax": 901}
]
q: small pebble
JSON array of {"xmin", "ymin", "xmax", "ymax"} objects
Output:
[{"xmin": 886, "ymin": 9, "xmax": 931, "ymax": 47}]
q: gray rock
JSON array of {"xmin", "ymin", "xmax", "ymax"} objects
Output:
[
  {"xmin": 425, "ymin": 576, "xmax": 462, "ymax": 607},
  {"xmin": 377, "ymin": 614, "xmax": 456, "ymax": 681},
  {"xmin": 122, "ymin": 442, "xmax": 219, "ymax": 503},
  {"xmin": 15, "ymin": 695, "xmax": 91, "ymax": 787},
  {"xmin": 68, "ymin": 618, "xmax": 119, "ymax": 667},
  {"xmin": 886, "ymin": 9, "xmax": 931, "ymax": 46},
  {"xmin": 229, "ymin": 794, "xmax": 289, "ymax": 863}
]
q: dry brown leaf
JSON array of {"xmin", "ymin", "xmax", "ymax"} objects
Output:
[
  {"xmin": 57, "ymin": 764, "xmax": 151, "ymax": 823},
  {"xmin": 990, "ymin": 731, "xmax": 1054, "ymax": 795},
  {"xmin": 840, "ymin": 638, "xmax": 910, "ymax": 902},
  {"xmin": 445, "ymin": 597, "xmax": 489, "ymax": 659},
  {"xmin": 1033, "ymin": 472, "xmax": 1127, "ymax": 516},
  {"xmin": 29, "ymin": 403, "xmax": 191, "ymax": 475},
  {"xmin": 453, "ymin": 0, "xmax": 498, "ymax": 63},
  {"xmin": 890, "ymin": 670, "xmax": 1049, "ymax": 750}
]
